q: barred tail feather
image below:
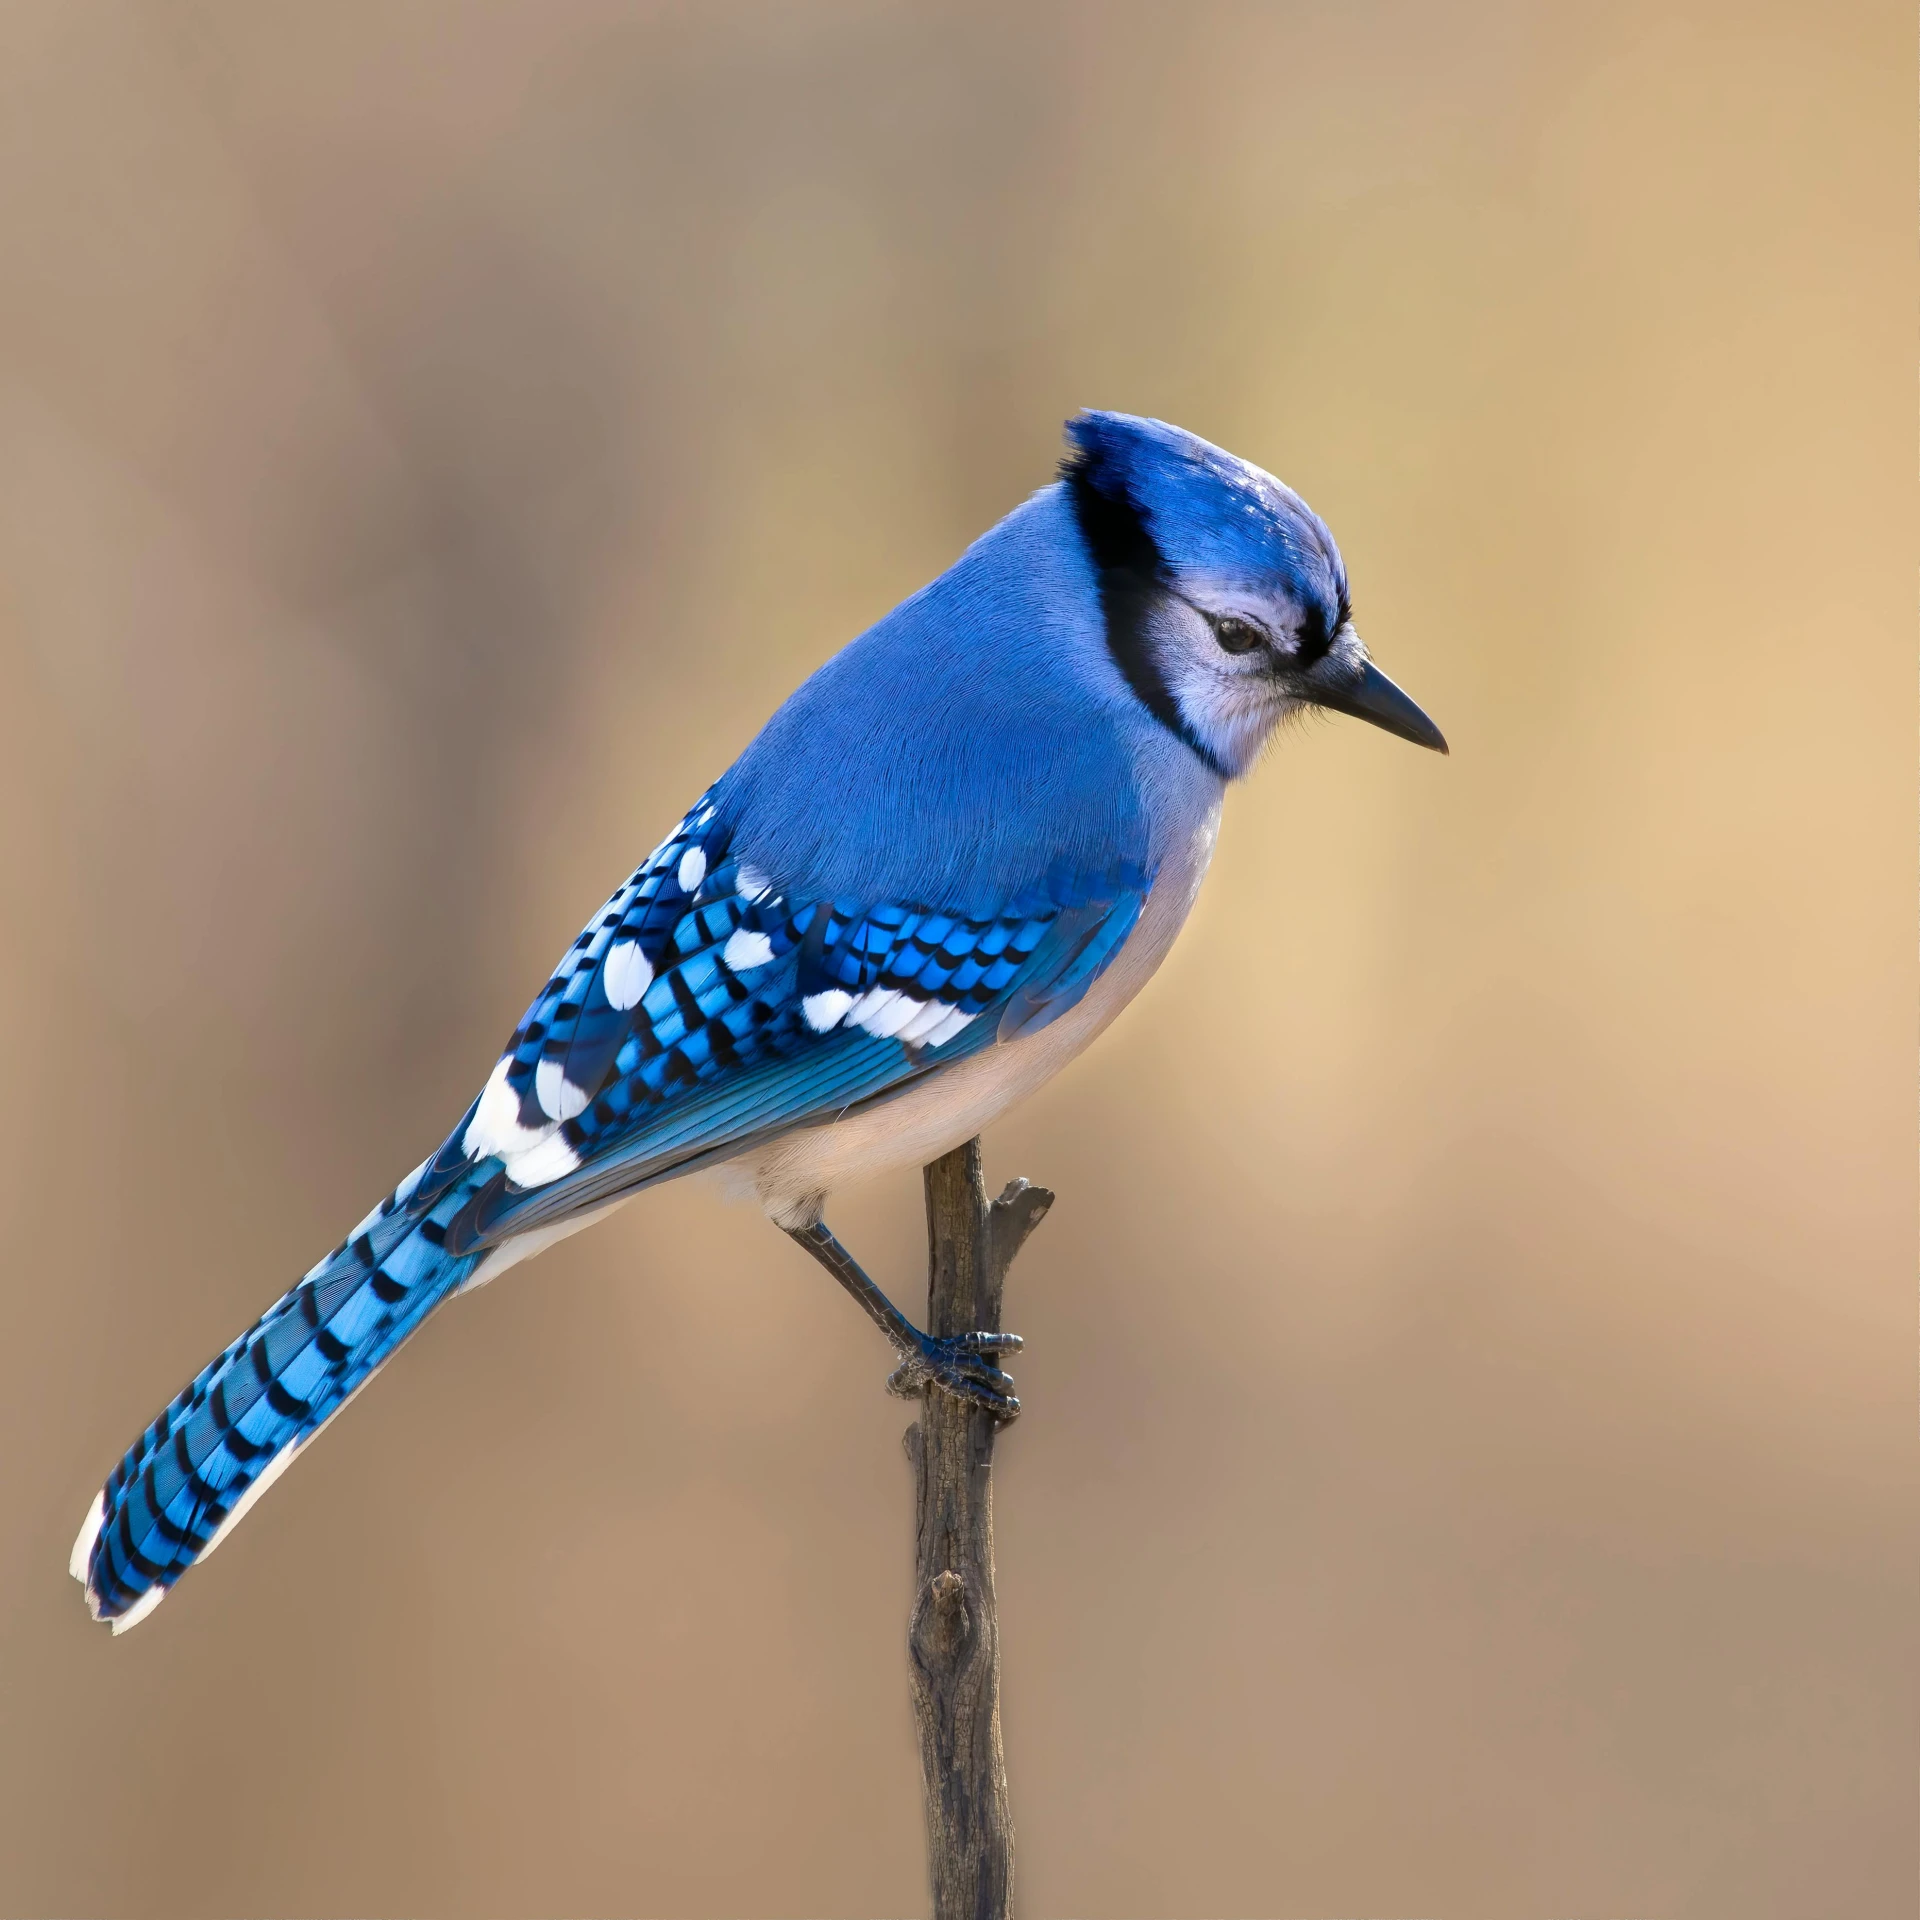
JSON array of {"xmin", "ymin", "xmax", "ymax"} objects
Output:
[{"xmin": 73, "ymin": 1159, "xmax": 495, "ymax": 1631}]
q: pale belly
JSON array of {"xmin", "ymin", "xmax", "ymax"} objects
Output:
[{"xmin": 734, "ymin": 796, "xmax": 1221, "ymax": 1227}]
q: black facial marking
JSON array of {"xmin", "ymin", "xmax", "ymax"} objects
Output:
[
  {"xmin": 1061, "ymin": 452, "xmax": 1230, "ymax": 776},
  {"xmin": 1294, "ymin": 602, "xmax": 1332, "ymax": 668},
  {"xmin": 1302, "ymin": 581, "xmax": 1353, "ymax": 669},
  {"xmin": 1284, "ymin": 573, "xmax": 1352, "ymax": 670}
]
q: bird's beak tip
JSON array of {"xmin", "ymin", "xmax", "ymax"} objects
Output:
[{"xmin": 1310, "ymin": 658, "xmax": 1449, "ymax": 756}]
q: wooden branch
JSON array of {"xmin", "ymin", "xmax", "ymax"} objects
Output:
[{"xmin": 904, "ymin": 1140, "xmax": 1052, "ymax": 1920}]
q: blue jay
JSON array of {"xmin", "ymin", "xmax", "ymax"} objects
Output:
[{"xmin": 72, "ymin": 411, "xmax": 1444, "ymax": 1631}]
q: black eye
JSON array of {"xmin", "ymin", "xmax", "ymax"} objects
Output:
[{"xmin": 1210, "ymin": 615, "xmax": 1266, "ymax": 656}]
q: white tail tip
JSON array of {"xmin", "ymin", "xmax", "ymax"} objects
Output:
[
  {"xmin": 69, "ymin": 1492, "xmax": 105, "ymax": 1585},
  {"xmin": 109, "ymin": 1586, "xmax": 166, "ymax": 1634}
]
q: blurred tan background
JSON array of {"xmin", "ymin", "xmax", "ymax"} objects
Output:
[{"xmin": 0, "ymin": 2, "xmax": 1910, "ymax": 1915}]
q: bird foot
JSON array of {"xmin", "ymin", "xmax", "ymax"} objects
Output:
[{"xmin": 887, "ymin": 1330, "xmax": 1024, "ymax": 1419}]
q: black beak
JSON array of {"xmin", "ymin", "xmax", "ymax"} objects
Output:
[{"xmin": 1306, "ymin": 658, "xmax": 1448, "ymax": 754}]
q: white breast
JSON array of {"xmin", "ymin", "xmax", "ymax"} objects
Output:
[{"xmin": 737, "ymin": 791, "xmax": 1223, "ymax": 1228}]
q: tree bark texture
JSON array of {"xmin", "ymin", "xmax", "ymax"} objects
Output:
[{"xmin": 905, "ymin": 1140, "xmax": 1051, "ymax": 1920}]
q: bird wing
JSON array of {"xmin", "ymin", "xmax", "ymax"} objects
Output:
[
  {"xmin": 72, "ymin": 794, "xmax": 1147, "ymax": 1629},
  {"xmin": 404, "ymin": 792, "xmax": 1150, "ymax": 1251}
]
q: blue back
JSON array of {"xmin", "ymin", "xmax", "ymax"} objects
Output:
[{"xmin": 714, "ymin": 486, "xmax": 1153, "ymax": 916}]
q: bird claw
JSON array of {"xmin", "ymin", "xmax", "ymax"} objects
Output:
[{"xmin": 888, "ymin": 1330, "xmax": 1024, "ymax": 1419}]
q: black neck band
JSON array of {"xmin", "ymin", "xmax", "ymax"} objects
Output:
[{"xmin": 1064, "ymin": 461, "xmax": 1228, "ymax": 776}]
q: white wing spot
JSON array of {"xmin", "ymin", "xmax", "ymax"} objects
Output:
[
  {"xmin": 502, "ymin": 1131, "xmax": 582, "ymax": 1189},
  {"xmin": 735, "ymin": 863, "xmax": 773, "ymax": 901},
  {"xmin": 603, "ymin": 939, "xmax": 653, "ymax": 1011},
  {"xmin": 898, "ymin": 999, "xmax": 955, "ymax": 1045},
  {"xmin": 678, "ymin": 847, "xmax": 706, "ymax": 893},
  {"xmin": 723, "ymin": 928, "xmax": 775, "ymax": 972},
  {"xmin": 535, "ymin": 1058, "xmax": 590, "ymax": 1121},
  {"xmin": 924, "ymin": 1006, "xmax": 978, "ymax": 1048},
  {"xmin": 802, "ymin": 989, "xmax": 854, "ymax": 1032},
  {"xmin": 853, "ymin": 991, "xmax": 921, "ymax": 1039},
  {"xmin": 464, "ymin": 1057, "xmax": 555, "ymax": 1162}
]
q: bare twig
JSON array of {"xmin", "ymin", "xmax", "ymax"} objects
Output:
[{"xmin": 904, "ymin": 1139, "xmax": 1052, "ymax": 1920}]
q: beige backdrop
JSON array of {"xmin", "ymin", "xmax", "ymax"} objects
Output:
[{"xmin": 0, "ymin": 3, "xmax": 1910, "ymax": 1916}]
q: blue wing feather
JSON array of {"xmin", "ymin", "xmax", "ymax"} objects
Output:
[
  {"xmin": 77, "ymin": 799, "xmax": 1149, "ymax": 1628},
  {"xmin": 997, "ymin": 891, "xmax": 1145, "ymax": 1040},
  {"xmin": 449, "ymin": 845, "xmax": 1149, "ymax": 1248}
]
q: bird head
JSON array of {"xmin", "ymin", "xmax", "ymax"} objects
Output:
[{"xmin": 1061, "ymin": 410, "xmax": 1446, "ymax": 776}]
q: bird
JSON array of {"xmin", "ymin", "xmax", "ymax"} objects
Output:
[{"xmin": 71, "ymin": 410, "xmax": 1446, "ymax": 1632}]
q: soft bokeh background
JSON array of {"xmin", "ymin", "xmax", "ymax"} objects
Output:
[{"xmin": 1, "ymin": 3, "xmax": 1909, "ymax": 1915}]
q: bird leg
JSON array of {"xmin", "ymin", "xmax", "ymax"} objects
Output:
[{"xmin": 784, "ymin": 1220, "xmax": 1023, "ymax": 1418}]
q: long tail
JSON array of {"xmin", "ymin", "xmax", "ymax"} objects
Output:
[{"xmin": 72, "ymin": 1155, "xmax": 501, "ymax": 1631}]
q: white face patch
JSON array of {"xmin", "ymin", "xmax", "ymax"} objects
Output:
[
  {"xmin": 802, "ymin": 989, "xmax": 853, "ymax": 1032},
  {"xmin": 677, "ymin": 847, "xmax": 706, "ymax": 893},
  {"xmin": 1150, "ymin": 588, "xmax": 1298, "ymax": 778},
  {"xmin": 464, "ymin": 1057, "xmax": 556, "ymax": 1162},
  {"xmin": 722, "ymin": 928, "xmax": 775, "ymax": 972},
  {"xmin": 534, "ymin": 1058, "xmax": 590, "ymax": 1121},
  {"xmin": 1170, "ymin": 668, "xmax": 1292, "ymax": 777},
  {"xmin": 501, "ymin": 1131, "xmax": 582, "ymax": 1189},
  {"xmin": 602, "ymin": 939, "xmax": 653, "ymax": 1012}
]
